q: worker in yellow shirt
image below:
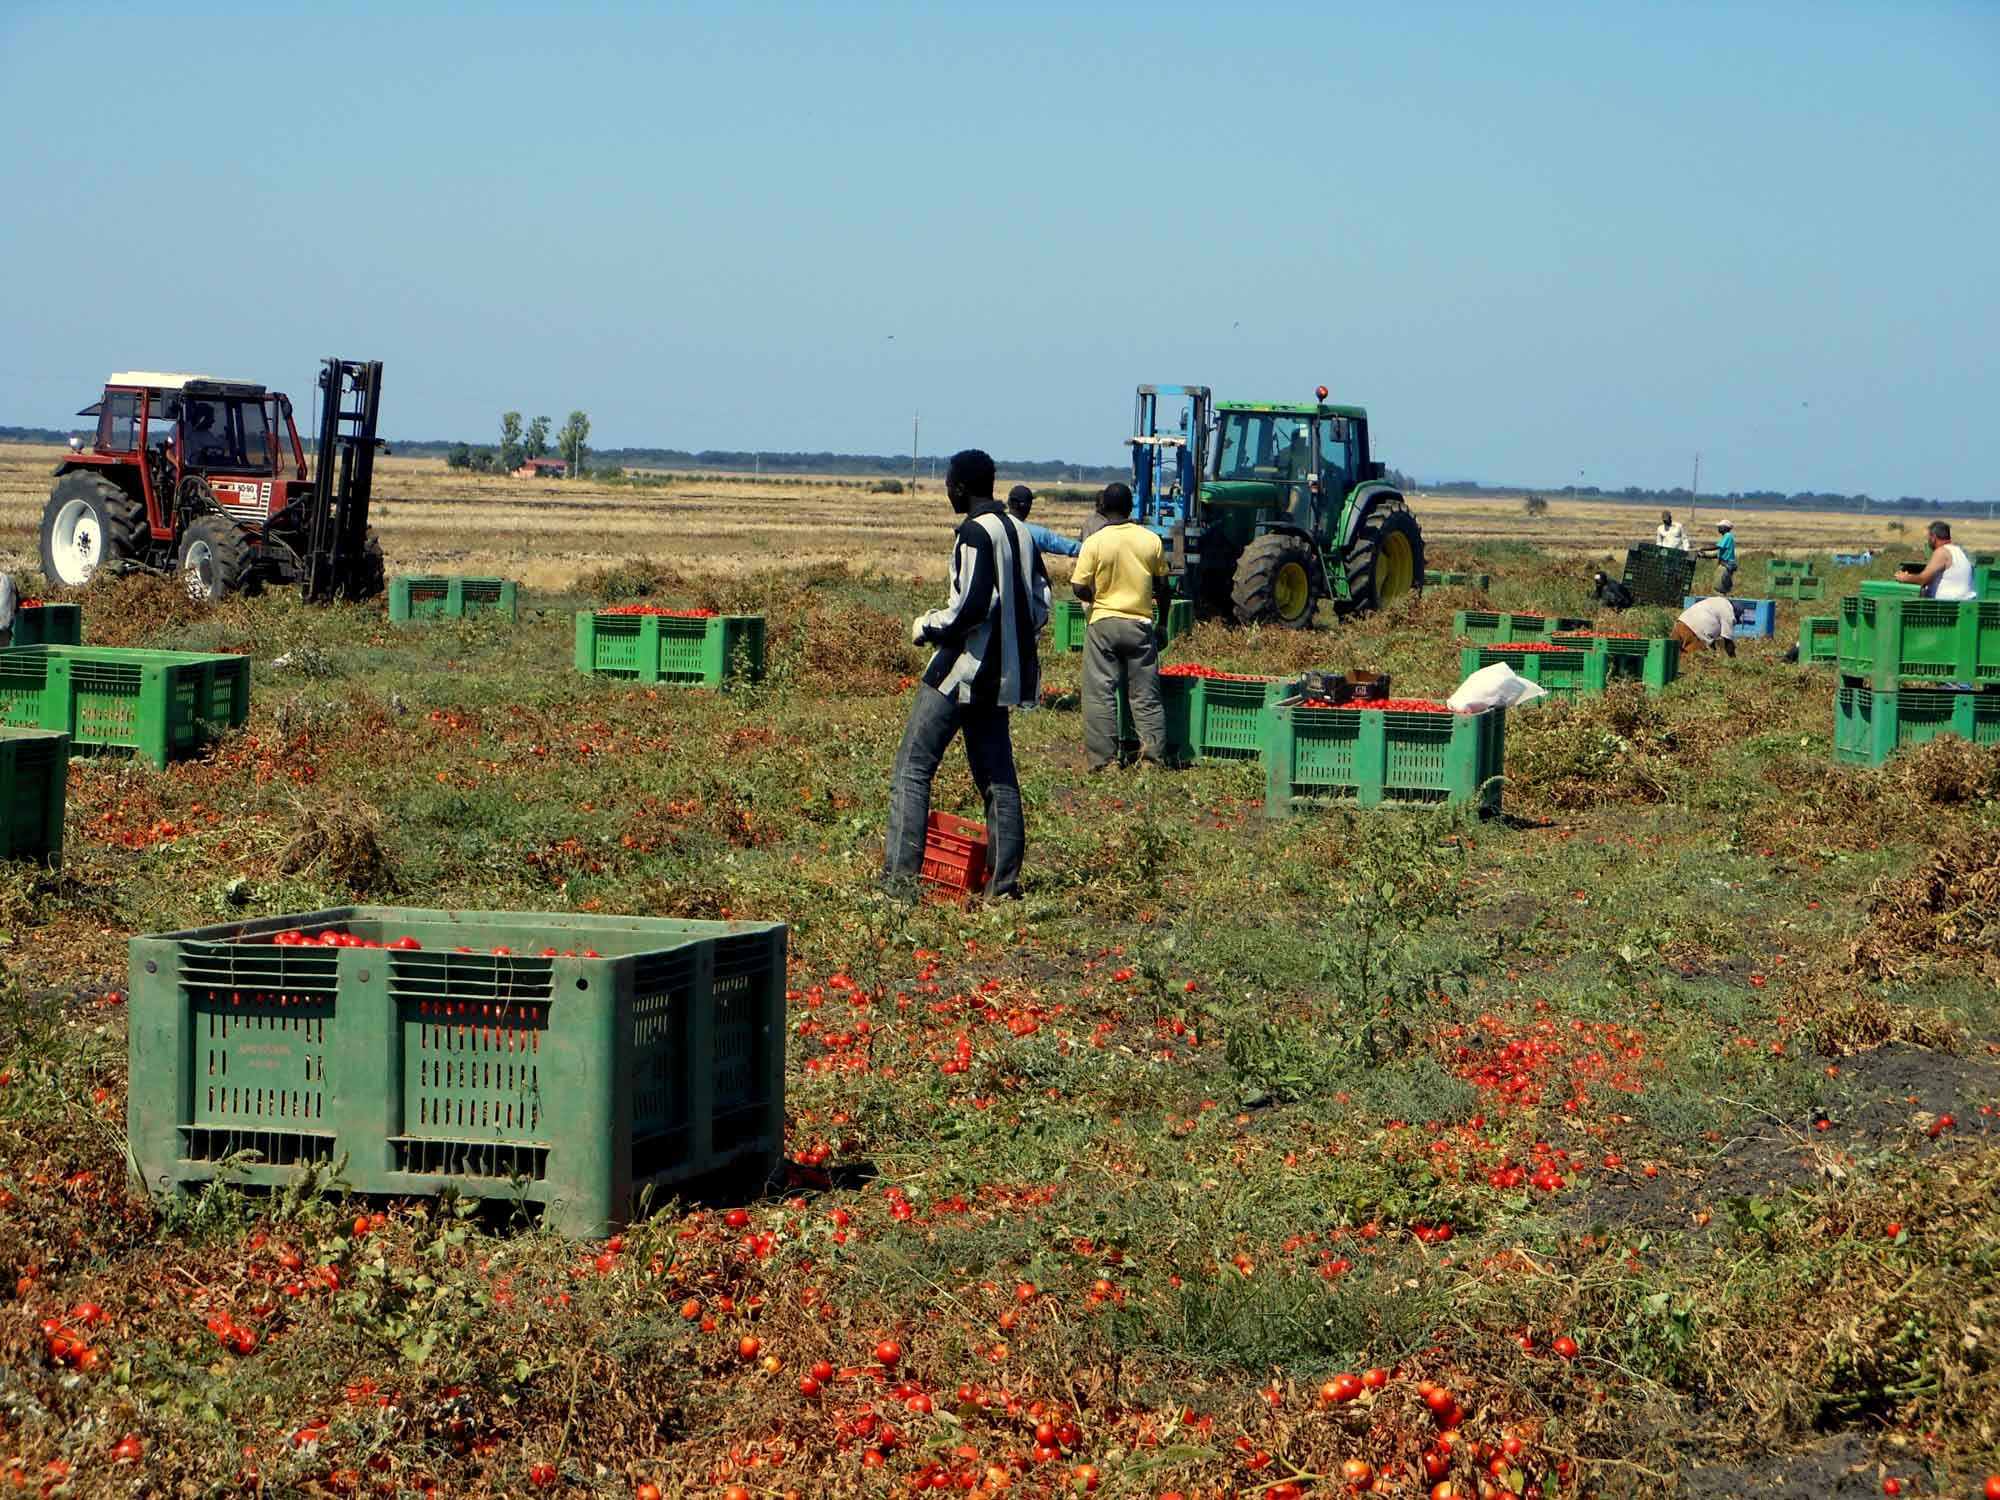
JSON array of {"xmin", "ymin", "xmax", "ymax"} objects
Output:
[{"xmin": 1071, "ymin": 482, "xmax": 1172, "ymax": 769}]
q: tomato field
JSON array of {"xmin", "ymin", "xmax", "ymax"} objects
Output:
[{"xmin": 1, "ymin": 546, "xmax": 1996, "ymax": 1499}]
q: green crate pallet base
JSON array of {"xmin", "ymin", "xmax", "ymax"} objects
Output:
[
  {"xmin": 1548, "ymin": 634, "xmax": 1681, "ymax": 690},
  {"xmin": 1451, "ymin": 610, "xmax": 1591, "ymax": 644},
  {"xmin": 1836, "ymin": 595, "xmax": 2000, "ymax": 690},
  {"xmin": 1425, "ymin": 571, "xmax": 1491, "ymax": 591},
  {"xmin": 389, "ymin": 577, "xmax": 520, "ymax": 623},
  {"xmin": 0, "ymin": 646, "xmax": 248, "ymax": 768},
  {"xmin": 1834, "ymin": 683, "xmax": 2000, "ymax": 767},
  {"xmin": 1117, "ymin": 674, "xmax": 1304, "ymax": 765},
  {"xmin": 1800, "ymin": 616, "xmax": 1840, "ymax": 665},
  {"xmin": 1459, "ymin": 645, "xmax": 1613, "ymax": 697},
  {"xmin": 9, "ymin": 603, "xmax": 82, "ymax": 647},
  {"xmin": 574, "ymin": 613, "xmax": 767, "ymax": 686},
  {"xmin": 128, "ymin": 907, "xmax": 788, "ymax": 1238},
  {"xmin": 1264, "ymin": 703, "xmax": 1504, "ymax": 818},
  {"xmin": 0, "ymin": 727, "xmax": 69, "ymax": 867},
  {"xmin": 1055, "ymin": 598, "xmax": 1193, "ymax": 653}
]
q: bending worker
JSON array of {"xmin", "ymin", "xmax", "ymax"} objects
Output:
[
  {"xmin": 1071, "ymin": 482, "xmax": 1170, "ymax": 770},
  {"xmin": 1897, "ymin": 520, "xmax": 1979, "ymax": 600},
  {"xmin": 1007, "ymin": 486, "xmax": 1080, "ymax": 558},
  {"xmin": 1673, "ymin": 594, "xmax": 1738, "ymax": 658}
]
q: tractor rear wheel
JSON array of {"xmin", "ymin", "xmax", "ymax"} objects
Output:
[
  {"xmin": 40, "ymin": 471, "xmax": 148, "ymax": 587},
  {"xmin": 1337, "ymin": 500, "xmax": 1425, "ymax": 616},
  {"xmin": 1232, "ymin": 532, "xmax": 1325, "ymax": 629},
  {"xmin": 178, "ymin": 515, "xmax": 254, "ymax": 603}
]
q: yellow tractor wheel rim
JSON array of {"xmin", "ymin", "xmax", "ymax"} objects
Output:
[
  {"xmin": 1275, "ymin": 561, "xmax": 1311, "ymax": 620},
  {"xmin": 1376, "ymin": 530, "xmax": 1415, "ymax": 603}
]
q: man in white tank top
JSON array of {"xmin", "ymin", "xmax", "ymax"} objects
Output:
[{"xmin": 1897, "ymin": 521, "xmax": 1977, "ymax": 601}]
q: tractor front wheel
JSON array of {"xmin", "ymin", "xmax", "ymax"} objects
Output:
[
  {"xmin": 1232, "ymin": 532, "xmax": 1325, "ymax": 629},
  {"xmin": 40, "ymin": 472, "xmax": 148, "ymax": 587},
  {"xmin": 1338, "ymin": 501, "xmax": 1425, "ymax": 616},
  {"xmin": 178, "ymin": 515, "xmax": 254, "ymax": 604}
]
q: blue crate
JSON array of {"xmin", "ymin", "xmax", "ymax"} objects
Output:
[
  {"xmin": 1832, "ymin": 551, "xmax": 1873, "ymax": 567},
  {"xmin": 1684, "ymin": 596, "xmax": 1775, "ymax": 639}
]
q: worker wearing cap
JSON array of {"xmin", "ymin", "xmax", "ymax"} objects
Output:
[
  {"xmin": 1007, "ymin": 486, "xmax": 1080, "ymax": 559},
  {"xmin": 1656, "ymin": 510, "xmax": 1688, "ymax": 551},
  {"xmin": 1703, "ymin": 519, "xmax": 1737, "ymax": 593},
  {"xmin": 1672, "ymin": 595, "xmax": 1737, "ymax": 658},
  {"xmin": 1071, "ymin": 482, "xmax": 1170, "ymax": 770}
]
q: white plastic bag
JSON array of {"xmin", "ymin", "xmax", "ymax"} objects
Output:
[{"xmin": 1448, "ymin": 661, "xmax": 1547, "ymax": 713}]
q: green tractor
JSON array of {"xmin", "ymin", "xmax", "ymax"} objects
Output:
[{"xmin": 1124, "ymin": 384, "xmax": 1424, "ymax": 626}]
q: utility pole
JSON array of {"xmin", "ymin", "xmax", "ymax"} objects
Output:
[
  {"xmin": 911, "ymin": 412, "xmax": 920, "ymax": 494},
  {"xmin": 1689, "ymin": 451, "xmax": 1701, "ymax": 529}
]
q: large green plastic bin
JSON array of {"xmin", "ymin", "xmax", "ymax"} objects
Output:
[
  {"xmin": 1799, "ymin": 616, "xmax": 1840, "ymax": 665},
  {"xmin": 127, "ymin": 907, "xmax": 788, "ymax": 1237},
  {"xmin": 1119, "ymin": 672, "xmax": 1304, "ymax": 765},
  {"xmin": 0, "ymin": 646, "xmax": 248, "ymax": 769},
  {"xmin": 0, "ymin": 727, "xmax": 69, "ymax": 867},
  {"xmin": 1451, "ymin": 610, "xmax": 1591, "ymax": 644},
  {"xmin": 1054, "ymin": 597, "xmax": 1193, "ymax": 654},
  {"xmin": 389, "ymin": 577, "xmax": 519, "ymax": 623},
  {"xmin": 1834, "ymin": 683, "xmax": 2000, "ymax": 767},
  {"xmin": 1768, "ymin": 576, "xmax": 1826, "ymax": 601},
  {"xmin": 1425, "ymin": 570, "xmax": 1490, "ymax": 591},
  {"xmin": 1263, "ymin": 702, "xmax": 1504, "ymax": 818},
  {"xmin": 1836, "ymin": 596, "xmax": 2000, "ymax": 690},
  {"xmin": 10, "ymin": 603, "xmax": 82, "ymax": 646},
  {"xmin": 1459, "ymin": 644, "xmax": 1613, "ymax": 698},
  {"xmin": 1549, "ymin": 633, "xmax": 1681, "ymax": 689},
  {"xmin": 574, "ymin": 612, "xmax": 766, "ymax": 687}
]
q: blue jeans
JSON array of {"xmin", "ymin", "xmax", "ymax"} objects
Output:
[{"xmin": 882, "ymin": 685, "xmax": 1024, "ymax": 897}]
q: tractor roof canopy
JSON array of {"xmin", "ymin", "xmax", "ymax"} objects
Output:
[
  {"xmin": 107, "ymin": 372, "xmax": 266, "ymax": 395},
  {"xmin": 1215, "ymin": 400, "xmax": 1368, "ymax": 420}
]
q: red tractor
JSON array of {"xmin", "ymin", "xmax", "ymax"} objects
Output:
[{"xmin": 40, "ymin": 358, "xmax": 387, "ymax": 603}]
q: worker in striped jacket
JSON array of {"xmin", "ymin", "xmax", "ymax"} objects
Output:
[{"xmin": 883, "ymin": 449, "xmax": 1052, "ymax": 898}]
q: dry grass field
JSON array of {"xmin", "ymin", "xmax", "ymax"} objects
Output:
[
  {"xmin": 5, "ymin": 443, "xmax": 1991, "ymax": 589},
  {"xmin": 2, "ymin": 436, "xmax": 1998, "ymax": 1499}
]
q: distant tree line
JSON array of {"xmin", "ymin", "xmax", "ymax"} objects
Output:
[{"xmin": 1425, "ymin": 479, "xmax": 1998, "ymax": 519}]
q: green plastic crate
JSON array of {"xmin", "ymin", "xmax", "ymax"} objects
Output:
[
  {"xmin": 1836, "ymin": 595, "xmax": 2000, "ymax": 690},
  {"xmin": 10, "ymin": 603, "xmax": 82, "ymax": 646},
  {"xmin": 1799, "ymin": 616, "xmax": 1840, "ymax": 665},
  {"xmin": 1621, "ymin": 545, "xmax": 1698, "ymax": 606},
  {"xmin": 1263, "ymin": 702, "xmax": 1504, "ymax": 818},
  {"xmin": 1119, "ymin": 673, "xmax": 1304, "ymax": 765},
  {"xmin": 1834, "ymin": 683, "xmax": 2000, "ymax": 767},
  {"xmin": 1054, "ymin": 597, "xmax": 1194, "ymax": 654},
  {"xmin": 1451, "ymin": 610, "xmax": 1592, "ymax": 644},
  {"xmin": 127, "ymin": 906, "xmax": 788, "ymax": 1237},
  {"xmin": 1768, "ymin": 575, "xmax": 1826, "ymax": 601},
  {"xmin": 1458, "ymin": 644, "xmax": 1613, "ymax": 697},
  {"xmin": 389, "ymin": 576, "xmax": 519, "ymax": 623},
  {"xmin": 0, "ymin": 646, "xmax": 248, "ymax": 769},
  {"xmin": 1974, "ymin": 553, "xmax": 1996, "ymax": 600},
  {"xmin": 1548, "ymin": 633, "xmax": 1681, "ymax": 689},
  {"xmin": 1425, "ymin": 570, "xmax": 1491, "ymax": 591},
  {"xmin": 574, "ymin": 612, "xmax": 767, "ymax": 687},
  {"xmin": 0, "ymin": 727, "xmax": 68, "ymax": 867},
  {"xmin": 1765, "ymin": 558, "xmax": 1816, "ymax": 581}
]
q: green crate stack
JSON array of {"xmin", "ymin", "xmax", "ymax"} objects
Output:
[
  {"xmin": 10, "ymin": 603, "xmax": 82, "ymax": 647},
  {"xmin": 1263, "ymin": 702, "xmax": 1504, "ymax": 818},
  {"xmin": 1766, "ymin": 557, "xmax": 1815, "ymax": 582},
  {"xmin": 1768, "ymin": 576, "xmax": 1826, "ymax": 601},
  {"xmin": 574, "ymin": 612, "xmax": 766, "ymax": 687},
  {"xmin": 1119, "ymin": 673, "xmax": 1304, "ymax": 765},
  {"xmin": 0, "ymin": 646, "xmax": 248, "ymax": 769},
  {"xmin": 389, "ymin": 576, "xmax": 520, "ymax": 623},
  {"xmin": 1549, "ymin": 632, "xmax": 1681, "ymax": 689},
  {"xmin": 1835, "ymin": 595, "xmax": 2000, "ymax": 691},
  {"xmin": 1425, "ymin": 570, "xmax": 1491, "ymax": 591},
  {"xmin": 1620, "ymin": 544, "xmax": 1698, "ymax": 607},
  {"xmin": 1799, "ymin": 616, "xmax": 1840, "ymax": 665},
  {"xmin": 127, "ymin": 907, "xmax": 788, "ymax": 1238},
  {"xmin": 1054, "ymin": 597, "xmax": 1194, "ymax": 654},
  {"xmin": 1834, "ymin": 682, "xmax": 2000, "ymax": 767},
  {"xmin": 0, "ymin": 727, "xmax": 69, "ymax": 867},
  {"xmin": 1458, "ymin": 644, "xmax": 1613, "ymax": 697},
  {"xmin": 1451, "ymin": 610, "xmax": 1592, "ymax": 644}
]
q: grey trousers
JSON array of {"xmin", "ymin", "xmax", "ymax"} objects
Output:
[
  {"xmin": 1082, "ymin": 615, "xmax": 1164, "ymax": 768},
  {"xmin": 882, "ymin": 685, "xmax": 1024, "ymax": 897}
]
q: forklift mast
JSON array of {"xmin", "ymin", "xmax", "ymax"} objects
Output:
[
  {"xmin": 302, "ymin": 358, "xmax": 384, "ymax": 602},
  {"xmin": 1128, "ymin": 384, "xmax": 1210, "ymax": 535}
]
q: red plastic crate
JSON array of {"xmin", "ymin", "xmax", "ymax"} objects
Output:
[{"xmin": 921, "ymin": 812, "xmax": 989, "ymax": 895}]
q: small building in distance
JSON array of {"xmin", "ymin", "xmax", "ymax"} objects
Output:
[{"xmin": 513, "ymin": 456, "xmax": 568, "ymax": 479}]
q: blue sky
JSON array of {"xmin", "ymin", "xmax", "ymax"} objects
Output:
[{"xmin": 1, "ymin": 1, "xmax": 1994, "ymax": 498}]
